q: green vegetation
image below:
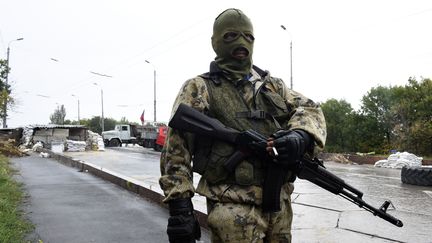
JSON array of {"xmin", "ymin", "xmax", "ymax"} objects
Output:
[
  {"xmin": 0, "ymin": 59, "xmax": 15, "ymax": 127},
  {"xmin": 64, "ymin": 116, "xmax": 134, "ymax": 134},
  {"xmin": 47, "ymin": 75, "xmax": 430, "ymax": 157},
  {"xmin": 321, "ymin": 77, "xmax": 432, "ymax": 156},
  {"xmin": 49, "ymin": 104, "xmax": 67, "ymax": 125},
  {"xmin": 64, "ymin": 115, "xmax": 149, "ymax": 135},
  {"xmin": 0, "ymin": 154, "xmax": 33, "ymax": 243}
]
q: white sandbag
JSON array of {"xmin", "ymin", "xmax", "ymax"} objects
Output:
[{"xmin": 374, "ymin": 152, "xmax": 423, "ymax": 169}]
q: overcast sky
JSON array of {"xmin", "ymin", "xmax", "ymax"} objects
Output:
[{"xmin": 1, "ymin": 0, "xmax": 431, "ymax": 128}]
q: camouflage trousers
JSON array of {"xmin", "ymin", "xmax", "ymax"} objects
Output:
[{"xmin": 206, "ymin": 198, "xmax": 293, "ymax": 243}]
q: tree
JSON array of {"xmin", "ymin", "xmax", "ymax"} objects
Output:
[
  {"xmin": 391, "ymin": 77, "xmax": 432, "ymax": 155},
  {"xmin": 82, "ymin": 116, "xmax": 117, "ymax": 134},
  {"xmin": 119, "ymin": 117, "xmax": 129, "ymax": 124},
  {"xmin": 64, "ymin": 119, "xmax": 80, "ymax": 125},
  {"xmin": 0, "ymin": 59, "xmax": 13, "ymax": 127},
  {"xmin": 321, "ymin": 99, "xmax": 354, "ymax": 152},
  {"xmin": 0, "ymin": 60, "xmax": 10, "ymax": 91},
  {"xmin": 348, "ymin": 112, "xmax": 384, "ymax": 153},
  {"xmin": 119, "ymin": 116, "xmax": 139, "ymax": 125},
  {"xmin": 104, "ymin": 118, "xmax": 117, "ymax": 131},
  {"xmin": 358, "ymin": 77, "xmax": 432, "ymax": 155},
  {"xmin": 49, "ymin": 105, "xmax": 66, "ymax": 124},
  {"xmin": 360, "ymin": 85, "xmax": 395, "ymax": 145},
  {"xmin": 321, "ymin": 98, "xmax": 387, "ymax": 154}
]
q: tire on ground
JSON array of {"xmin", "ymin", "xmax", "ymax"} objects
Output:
[
  {"xmin": 109, "ymin": 139, "xmax": 121, "ymax": 147},
  {"xmin": 401, "ymin": 166, "xmax": 432, "ymax": 186}
]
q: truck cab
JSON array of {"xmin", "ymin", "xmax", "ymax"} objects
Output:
[
  {"xmin": 154, "ymin": 125, "xmax": 167, "ymax": 151},
  {"xmin": 102, "ymin": 124, "xmax": 138, "ymax": 147}
]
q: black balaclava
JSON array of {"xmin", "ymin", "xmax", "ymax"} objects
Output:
[{"xmin": 212, "ymin": 8, "xmax": 254, "ymax": 82}]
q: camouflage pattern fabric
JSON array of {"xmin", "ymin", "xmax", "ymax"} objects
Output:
[
  {"xmin": 159, "ymin": 68, "xmax": 326, "ymax": 242},
  {"xmin": 207, "ymin": 196, "xmax": 293, "ymax": 243},
  {"xmin": 159, "ymin": 69, "xmax": 326, "ymax": 203}
]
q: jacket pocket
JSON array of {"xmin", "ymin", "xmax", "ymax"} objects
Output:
[{"xmin": 202, "ymin": 141, "xmax": 235, "ymax": 184}]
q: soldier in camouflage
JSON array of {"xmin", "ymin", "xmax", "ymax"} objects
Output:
[{"xmin": 160, "ymin": 8, "xmax": 326, "ymax": 243}]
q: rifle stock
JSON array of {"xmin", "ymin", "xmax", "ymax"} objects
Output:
[
  {"xmin": 169, "ymin": 103, "xmax": 239, "ymax": 143},
  {"xmin": 168, "ymin": 103, "xmax": 403, "ymax": 227}
]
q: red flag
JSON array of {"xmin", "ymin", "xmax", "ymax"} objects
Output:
[{"xmin": 140, "ymin": 110, "xmax": 145, "ymax": 124}]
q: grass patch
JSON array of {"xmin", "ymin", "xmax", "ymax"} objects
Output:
[{"xmin": 0, "ymin": 154, "xmax": 33, "ymax": 243}]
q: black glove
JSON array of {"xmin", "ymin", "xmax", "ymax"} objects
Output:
[
  {"xmin": 167, "ymin": 198, "xmax": 201, "ymax": 243},
  {"xmin": 269, "ymin": 129, "xmax": 312, "ymax": 166}
]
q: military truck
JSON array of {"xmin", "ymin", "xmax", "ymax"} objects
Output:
[
  {"xmin": 102, "ymin": 123, "xmax": 166, "ymax": 151},
  {"xmin": 102, "ymin": 124, "xmax": 138, "ymax": 147}
]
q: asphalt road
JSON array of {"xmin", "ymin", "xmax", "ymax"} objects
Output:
[
  {"xmin": 11, "ymin": 153, "xmax": 209, "ymax": 243},
  {"xmin": 13, "ymin": 146, "xmax": 432, "ymax": 242},
  {"xmin": 67, "ymin": 146, "xmax": 432, "ymax": 242}
]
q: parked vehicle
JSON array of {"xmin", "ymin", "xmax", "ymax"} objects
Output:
[
  {"xmin": 102, "ymin": 123, "xmax": 167, "ymax": 151},
  {"xmin": 154, "ymin": 125, "xmax": 167, "ymax": 151}
]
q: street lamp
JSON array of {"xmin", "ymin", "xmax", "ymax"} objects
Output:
[
  {"xmin": 93, "ymin": 83, "xmax": 104, "ymax": 133},
  {"xmin": 89, "ymin": 71, "xmax": 111, "ymax": 132},
  {"xmin": 3, "ymin": 37, "xmax": 24, "ymax": 128},
  {"xmin": 280, "ymin": 25, "xmax": 293, "ymax": 90},
  {"xmin": 145, "ymin": 60, "xmax": 157, "ymax": 122},
  {"xmin": 71, "ymin": 94, "xmax": 80, "ymax": 124}
]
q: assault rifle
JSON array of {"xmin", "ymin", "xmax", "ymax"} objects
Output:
[{"xmin": 168, "ymin": 103, "xmax": 403, "ymax": 227}]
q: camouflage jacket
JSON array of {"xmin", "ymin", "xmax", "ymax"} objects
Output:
[{"xmin": 159, "ymin": 66, "xmax": 326, "ymax": 204}]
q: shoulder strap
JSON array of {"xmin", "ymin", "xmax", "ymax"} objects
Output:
[
  {"xmin": 199, "ymin": 61, "xmax": 223, "ymax": 85},
  {"xmin": 252, "ymin": 65, "xmax": 268, "ymax": 78}
]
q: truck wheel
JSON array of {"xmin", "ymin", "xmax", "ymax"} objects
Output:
[
  {"xmin": 401, "ymin": 166, "xmax": 432, "ymax": 186},
  {"xmin": 109, "ymin": 139, "xmax": 121, "ymax": 147}
]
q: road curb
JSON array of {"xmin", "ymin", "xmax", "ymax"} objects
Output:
[{"xmin": 35, "ymin": 148, "xmax": 209, "ymax": 229}]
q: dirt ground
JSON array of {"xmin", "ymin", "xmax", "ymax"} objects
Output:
[{"xmin": 0, "ymin": 140, "xmax": 29, "ymax": 157}]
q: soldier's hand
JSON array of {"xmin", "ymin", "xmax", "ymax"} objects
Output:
[
  {"xmin": 266, "ymin": 130, "xmax": 311, "ymax": 166},
  {"xmin": 167, "ymin": 198, "xmax": 201, "ymax": 243}
]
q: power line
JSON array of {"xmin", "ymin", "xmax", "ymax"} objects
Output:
[
  {"xmin": 101, "ymin": 16, "xmax": 211, "ymax": 72},
  {"xmin": 89, "ymin": 71, "xmax": 113, "ymax": 78}
]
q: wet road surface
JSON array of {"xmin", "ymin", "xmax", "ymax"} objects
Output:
[
  {"xmin": 18, "ymin": 146, "xmax": 432, "ymax": 242},
  {"xmin": 11, "ymin": 154, "xmax": 210, "ymax": 243}
]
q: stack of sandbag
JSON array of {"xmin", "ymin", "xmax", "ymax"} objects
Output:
[
  {"xmin": 97, "ymin": 136, "xmax": 105, "ymax": 151},
  {"xmin": 21, "ymin": 126, "xmax": 35, "ymax": 147},
  {"xmin": 87, "ymin": 130, "xmax": 105, "ymax": 151},
  {"xmin": 51, "ymin": 140, "xmax": 65, "ymax": 153},
  {"xmin": 32, "ymin": 141, "xmax": 43, "ymax": 151},
  {"xmin": 374, "ymin": 151, "xmax": 423, "ymax": 169},
  {"xmin": 66, "ymin": 140, "xmax": 86, "ymax": 152}
]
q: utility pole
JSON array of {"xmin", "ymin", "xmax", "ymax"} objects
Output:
[
  {"xmin": 71, "ymin": 94, "xmax": 80, "ymax": 124},
  {"xmin": 145, "ymin": 60, "xmax": 157, "ymax": 122},
  {"xmin": 3, "ymin": 37, "xmax": 24, "ymax": 128},
  {"xmin": 90, "ymin": 71, "xmax": 112, "ymax": 133},
  {"xmin": 93, "ymin": 83, "xmax": 105, "ymax": 133},
  {"xmin": 101, "ymin": 89, "xmax": 104, "ymax": 132},
  {"xmin": 280, "ymin": 25, "xmax": 293, "ymax": 90}
]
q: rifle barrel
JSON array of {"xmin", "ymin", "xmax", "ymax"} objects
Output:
[
  {"xmin": 339, "ymin": 190, "xmax": 403, "ymax": 227},
  {"xmin": 168, "ymin": 103, "xmax": 404, "ymax": 227}
]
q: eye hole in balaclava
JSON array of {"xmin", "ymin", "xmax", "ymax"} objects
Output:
[
  {"xmin": 223, "ymin": 31, "xmax": 255, "ymax": 43},
  {"xmin": 211, "ymin": 8, "xmax": 254, "ymax": 81}
]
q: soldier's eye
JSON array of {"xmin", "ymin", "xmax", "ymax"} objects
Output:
[
  {"xmin": 223, "ymin": 32, "xmax": 240, "ymax": 42},
  {"xmin": 244, "ymin": 33, "xmax": 255, "ymax": 42}
]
